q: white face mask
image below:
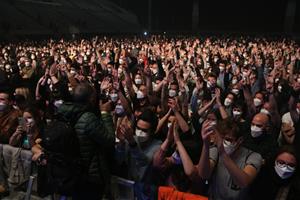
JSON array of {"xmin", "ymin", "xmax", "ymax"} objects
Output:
[
  {"xmin": 231, "ymin": 89, "xmax": 239, "ymax": 95},
  {"xmin": 5, "ymin": 65, "xmax": 11, "ymax": 71},
  {"xmin": 278, "ymin": 85, "xmax": 282, "ymax": 93},
  {"xmin": 297, "ymin": 78, "xmax": 300, "ymax": 83},
  {"xmin": 224, "ymin": 98, "xmax": 232, "ymax": 107},
  {"xmin": 223, "ymin": 139, "xmax": 237, "ymax": 155},
  {"xmin": 26, "ymin": 118, "xmax": 35, "ymax": 126},
  {"xmin": 172, "ymin": 151, "xmax": 182, "ymax": 165},
  {"xmin": 253, "ymin": 98, "xmax": 262, "ymax": 107},
  {"xmin": 115, "ymin": 104, "xmax": 124, "ymax": 115},
  {"xmin": 25, "ymin": 61, "xmax": 31, "ymax": 67},
  {"xmin": 70, "ymin": 70, "xmax": 76, "ymax": 75},
  {"xmin": 54, "ymin": 100, "xmax": 64, "ymax": 108},
  {"xmin": 46, "ymin": 119, "xmax": 52, "ymax": 125},
  {"xmin": 274, "ymin": 161, "xmax": 295, "ymax": 179},
  {"xmin": 107, "ymin": 68, "xmax": 112, "ymax": 73},
  {"xmin": 232, "ymin": 110, "xmax": 242, "ymax": 118},
  {"xmin": 135, "ymin": 78, "xmax": 142, "ymax": 85},
  {"xmin": 219, "ymin": 66, "xmax": 225, "ymax": 72},
  {"xmin": 151, "ymin": 68, "xmax": 158, "ymax": 74},
  {"xmin": 167, "ymin": 122, "xmax": 172, "ymax": 128},
  {"xmin": 136, "ymin": 90, "xmax": 145, "ymax": 99},
  {"xmin": 135, "ymin": 129, "xmax": 149, "ymax": 143},
  {"xmin": 110, "ymin": 93, "xmax": 118, "ymax": 102},
  {"xmin": 118, "ymin": 68, "xmax": 123, "ymax": 75},
  {"xmin": 251, "ymin": 125, "xmax": 263, "ymax": 138},
  {"xmin": 169, "ymin": 89, "xmax": 177, "ymax": 97},
  {"xmin": 0, "ymin": 102, "xmax": 7, "ymax": 111},
  {"xmin": 260, "ymin": 108, "xmax": 270, "ymax": 116},
  {"xmin": 207, "ymin": 81, "xmax": 215, "ymax": 89},
  {"xmin": 232, "ymin": 79, "xmax": 238, "ymax": 85}
]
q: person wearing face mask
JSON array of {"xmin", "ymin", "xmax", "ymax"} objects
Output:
[
  {"xmin": 116, "ymin": 109, "xmax": 162, "ymax": 199},
  {"xmin": 243, "ymin": 85, "xmax": 265, "ymax": 119},
  {"xmin": 206, "ymin": 73, "xmax": 218, "ymax": 93},
  {"xmin": 21, "ymin": 59, "xmax": 35, "ymax": 80},
  {"xmin": 9, "ymin": 106, "xmax": 42, "ymax": 149},
  {"xmin": 223, "ymin": 93, "xmax": 235, "ymax": 116},
  {"xmin": 243, "ymin": 113, "xmax": 278, "ymax": 163},
  {"xmin": 109, "ymin": 88, "xmax": 118, "ymax": 103},
  {"xmin": 217, "ymin": 62, "xmax": 232, "ymax": 91},
  {"xmin": 0, "ymin": 90, "xmax": 21, "ymax": 144},
  {"xmin": 276, "ymin": 79, "xmax": 292, "ymax": 116},
  {"xmin": 135, "ymin": 87, "xmax": 149, "ymax": 108},
  {"xmin": 178, "ymin": 118, "xmax": 262, "ymax": 200},
  {"xmin": 231, "ymin": 102, "xmax": 249, "ymax": 137},
  {"xmin": 250, "ymin": 145, "xmax": 299, "ymax": 200}
]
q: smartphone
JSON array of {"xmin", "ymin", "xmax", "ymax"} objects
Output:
[{"xmin": 18, "ymin": 117, "xmax": 26, "ymax": 128}]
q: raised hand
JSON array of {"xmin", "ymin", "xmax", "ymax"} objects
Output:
[
  {"xmin": 99, "ymin": 99, "xmax": 112, "ymax": 112},
  {"xmin": 118, "ymin": 121, "xmax": 135, "ymax": 145},
  {"xmin": 100, "ymin": 77, "xmax": 112, "ymax": 91},
  {"xmin": 168, "ymin": 98, "xmax": 179, "ymax": 112},
  {"xmin": 166, "ymin": 119, "xmax": 175, "ymax": 143},
  {"xmin": 215, "ymin": 88, "xmax": 221, "ymax": 105},
  {"xmin": 201, "ymin": 120, "xmax": 214, "ymax": 144},
  {"xmin": 49, "ymin": 63, "xmax": 58, "ymax": 77}
]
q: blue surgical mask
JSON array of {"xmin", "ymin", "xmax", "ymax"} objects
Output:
[
  {"xmin": 115, "ymin": 105, "xmax": 124, "ymax": 115},
  {"xmin": 172, "ymin": 151, "xmax": 182, "ymax": 165}
]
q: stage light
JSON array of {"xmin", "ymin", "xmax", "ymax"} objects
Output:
[{"xmin": 144, "ymin": 31, "xmax": 148, "ymax": 36}]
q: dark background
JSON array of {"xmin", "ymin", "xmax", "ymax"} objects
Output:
[{"xmin": 112, "ymin": 0, "xmax": 300, "ymax": 35}]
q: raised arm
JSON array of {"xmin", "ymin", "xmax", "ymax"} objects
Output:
[
  {"xmin": 153, "ymin": 122, "xmax": 175, "ymax": 169},
  {"xmin": 215, "ymin": 88, "xmax": 229, "ymax": 119},
  {"xmin": 155, "ymin": 109, "xmax": 172, "ymax": 134},
  {"xmin": 195, "ymin": 120, "xmax": 216, "ymax": 180},
  {"xmin": 168, "ymin": 98, "xmax": 189, "ymax": 133},
  {"xmin": 173, "ymin": 122, "xmax": 198, "ymax": 180}
]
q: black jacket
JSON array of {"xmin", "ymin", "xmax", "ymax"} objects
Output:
[{"xmin": 57, "ymin": 103, "xmax": 115, "ymax": 180}]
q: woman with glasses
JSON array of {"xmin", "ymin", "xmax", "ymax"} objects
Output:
[{"xmin": 250, "ymin": 145, "xmax": 299, "ymax": 200}]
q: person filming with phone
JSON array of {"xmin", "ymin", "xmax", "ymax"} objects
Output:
[{"xmin": 9, "ymin": 105, "xmax": 42, "ymax": 149}]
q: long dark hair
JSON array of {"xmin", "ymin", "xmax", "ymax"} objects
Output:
[{"xmin": 23, "ymin": 105, "xmax": 43, "ymax": 131}]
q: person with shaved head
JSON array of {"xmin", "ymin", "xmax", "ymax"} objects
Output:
[{"xmin": 242, "ymin": 113, "xmax": 278, "ymax": 162}]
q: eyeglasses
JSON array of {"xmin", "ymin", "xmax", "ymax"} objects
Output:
[{"xmin": 276, "ymin": 160, "xmax": 296, "ymax": 170}]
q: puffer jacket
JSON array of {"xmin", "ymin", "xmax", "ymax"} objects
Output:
[{"xmin": 57, "ymin": 102, "xmax": 115, "ymax": 181}]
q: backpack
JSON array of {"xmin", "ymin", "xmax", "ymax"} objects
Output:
[{"xmin": 41, "ymin": 113, "xmax": 84, "ymax": 195}]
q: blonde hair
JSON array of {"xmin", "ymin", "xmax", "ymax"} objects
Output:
[{"xmin": 15, "ymin": 87, "xmax": 31, "ymax": 100}]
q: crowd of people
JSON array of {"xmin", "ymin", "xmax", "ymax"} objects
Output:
[{"xmin": 0, "ymin": 35, "xmax": 299, "ymax": 200}]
